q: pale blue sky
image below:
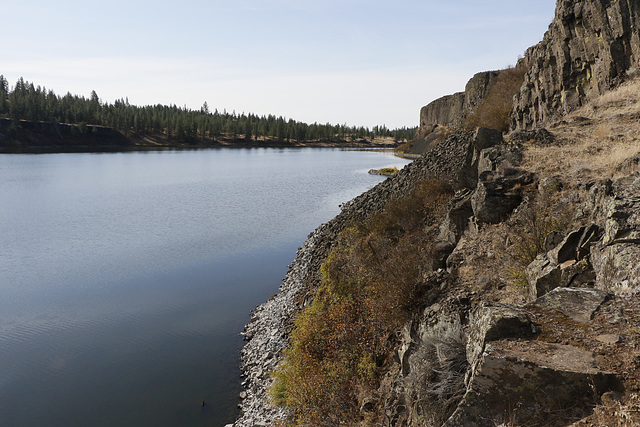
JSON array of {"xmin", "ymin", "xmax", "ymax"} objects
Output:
[{"xmin": 2, "ymin": 0, "xmax": 557, "ymax": 128}]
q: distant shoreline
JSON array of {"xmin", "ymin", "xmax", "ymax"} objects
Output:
[{"xmin": 0, "ymin": 118, "xmax": 403, "ymax": 154}]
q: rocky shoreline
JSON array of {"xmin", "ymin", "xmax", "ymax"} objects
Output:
[
  {"xmin": 232, "ymin": 128, "xmax": 498, "ymax": 425},
  {"xmin": 230, "ymin": 0, "xmax": 640, "ymax": 423},
  {"xmin": 233, "ymin": 227, "xmax": 321, "ymax": 426}
]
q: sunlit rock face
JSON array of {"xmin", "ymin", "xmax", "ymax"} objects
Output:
[{"xmin": 512, "ymin": 0, "xmax": 640, "ymax": 130}]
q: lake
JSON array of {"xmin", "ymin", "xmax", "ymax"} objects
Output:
[{"xmin": 0, "ymin": 148, "xmax": 411, "ymax": 426}]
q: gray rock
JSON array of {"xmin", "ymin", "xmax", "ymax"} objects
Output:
[
  {"xmin": 548, "ymin": 226, "xmax": 585, "ymax": 265},
  {"xmin": 592, "ymin": 242, "xmax": 640, "ymax": 294},
  {"xmin": 471, "ymin": 169, "xmax": 533, "ymax": 224},
  {"xmin": 446, "ymin": 341, "xmax": 619, "ymax": 426},
  {"xmin": 446, "ymin": 297, "xmax": 618, "ymax": 426},
  {"xmin": 473, "ymin": 127, "xmax": 503, "ymax": 152},
  {"xmin": 512, "ymin": 0, "xmax": 640, "ymax": 130},
  {"xmin": 439, "ymin": 189, "xmax": 474, "ymax": 245},
  {"xmin": 527, "ymin": 287, "xmax": 609, "ymax": 323},
  {"xmin": 526, "ymin": 253, "xmax": 562, "ymax": 300},
  {"xmin": 597, "ymin": 334, "xmax": 622, "ymax": 344},
  {"xmin": 601, "ymin": 175, "xmax": 640, "ymax": 246},
  {"xmin": 466, "ymin": 303, "xmax": 536, "ymax": 368},
  {"xmin": 527, "ymin": 224, "xmax": 602, "ymax": 299},
  {"xmin": 544, "ymin": 230, "xmax": 565, "ymax": 253},
  {"xmin": 476, "ymin": 144, "xmax": 523, "ymax": 176},
  {"xmin": 586, "ymin": 175, "xmax": 640, "ymax": 295}
]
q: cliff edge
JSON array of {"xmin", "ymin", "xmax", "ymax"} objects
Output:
[
  {"xmin": 235, "ymin": 0, "xmax": 640, "ymax": 425},
  {"xmin": 512, "ymin": 0, "xmax": 640, "ymax": 130}
]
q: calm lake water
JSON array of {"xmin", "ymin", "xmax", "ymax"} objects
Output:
[{"xmin": 0, "ymin": 148, "xmax": 411, "ymax": 426}]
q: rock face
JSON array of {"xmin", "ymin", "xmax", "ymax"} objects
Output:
[
  {"xmin": 419, "ymin": 71, "xmax": 502, "ymax": 134},
  {"xmin": 512, "ymin": 0, "xmax": 640, "ymax": 130},
  {"xmin": 471, "ymin": 168, "xmax": 534, "ymax": 224},
  {"xmin": 419, "ymin": 93, "xmax": 465, "ymax": 131},
  {"xmin": 590, "ymin": 174, "xmax": 640, "ymax": 294},
  {"xmin": 526, "ymin": 224, "xmax": 601, "ymax": 299},
  {"xmin": 527, "ymin": 287, "xmax": 609, "ymax": 323}
]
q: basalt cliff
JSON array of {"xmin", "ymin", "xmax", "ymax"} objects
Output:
[{"xmin": 235, "ymin": 0, "xmax": 640, "ymax": 425}]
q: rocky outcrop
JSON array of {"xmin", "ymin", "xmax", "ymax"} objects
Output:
[
  {"xmin": 444, "ymin": 291, "xmax": 619, "ymax": 426},
  {"xmin": 590, "ymin": 173, "xmax": 640, "ymax": 294},
  {"xmin": 237, "ymin": 137, "xmax": 640, "ymax": 426},
  {"xmin": 419, "ymin": 93, "xmax": 465, "ymax": 131},
  {"xmin": 526, "ymin": 173, "xmax": 640, "ymax": 300},
  {"xmin": 512, "ymin": 0, "xmax": 640, "ymax": 130},
  {"xmin": 234, "ymin": 128, "xmax": 507, "ymax": 426},
  {"xmin": 527, "ymin": 287, "xmax": 609, "ymax": 324},
  {"xmin": 526, "ymin": 224, "xmax": 601, "ymax": 299},
  {"xmin": 471, "ymin": 168, "xmax": 534, "ymax": 224},
  {"xmin": 418, "ymin": 71, "xmax": 502, "ymax": 136}
]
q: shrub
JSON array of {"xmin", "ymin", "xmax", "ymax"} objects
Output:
[
  {"xmin": 270, "ymin": 176, "xmax": 454, "ymax": 425},
  {"xmin": 464, "ymin": 66, "xmax": 527, "ymax": 133},
  {"xmin": 505, "ymin": 192, "xmax": 573, "ymax": 288}
]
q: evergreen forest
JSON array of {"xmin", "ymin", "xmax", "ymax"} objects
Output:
[{"xmin": 0, "ymin": 76, "xmax": 416, "ymax": 145}]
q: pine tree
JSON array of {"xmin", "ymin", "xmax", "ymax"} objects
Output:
[{"xmin": 0, "ymin": 75, "xmax": 8, "ymax": 116}]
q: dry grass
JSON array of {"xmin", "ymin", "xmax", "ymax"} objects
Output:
[
  {"xmin": 407, "ymin": 320, "xmax": 468, "ymax": 425},
  {"xmin": 574, "ymin": 393, "xmax": 640, "ymax": 426},
  {"xmin": 520, "ymin": 77, "xmax": 640, "ymax": 180},
  {"xmin": 464, "ymin": 66, "xmax": 527, "ymax": 132}
]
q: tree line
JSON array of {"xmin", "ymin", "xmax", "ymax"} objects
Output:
[{"xmin": 0, "ymin": 76, "xmax": 417, "ymax": 144}]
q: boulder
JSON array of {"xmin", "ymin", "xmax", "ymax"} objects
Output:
[
  {"xmin": 471, "ymin": 168, "xmax": 534, "ymax": 224},
  {"xmin": 446, "ymin": 301, "xmax": 619, "ymax": 426},
  {"xmin": 446, "ymin": 341, "xmax": 619, "ymax": 426},
  {"xmin": 465, "ymin": 303, "xmax": 536, "ymax": 368},
  {"xmin": 527, "ymin": 287, "xmax": 609, "ymax": 323},
  {"xmin": 548, "ymin": 227, "xmax": 588, "ymax": 265},
  {"xmin": 526, "ymin": 254, "xmax": 563, "ymax": 300},
  {"xmin": 476, "ymin": 144, "xmax": 523, "ymax": 176},
  {"xmin": 439, "ymin": 189, "xmax": 474, "ymax": 245},
  {"xmin": 527, "ymin": 224, "xmax": 601, "ymax": 299},
  {"xmin": 592, "ymin": 243, "xmax": 640, "ymax": 294},
  {"xmin": 472, "ymin": 127, "xmax": 503, "ymax": 153}
]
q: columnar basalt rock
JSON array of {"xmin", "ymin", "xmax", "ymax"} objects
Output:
[
  {"xmin": 512, "ymin": 0, "xmax": 640, "ymax": 130},
  {"xmin": 419, "ymin": 71, "xmax": 502, "ymax": 134}
]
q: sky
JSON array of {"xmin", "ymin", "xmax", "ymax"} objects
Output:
[{"xmin": 2, "ymin": 0, "xmax": 557, "ymax": 129}]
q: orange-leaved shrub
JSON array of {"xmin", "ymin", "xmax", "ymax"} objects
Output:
[{"xmin": 271, "ymin": 176, "xmax": 453, "ymax": 425}]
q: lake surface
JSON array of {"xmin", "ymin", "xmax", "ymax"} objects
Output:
[{"xmin": 0, "ymin": 148, "xmax": 411, "ymax": 426}]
